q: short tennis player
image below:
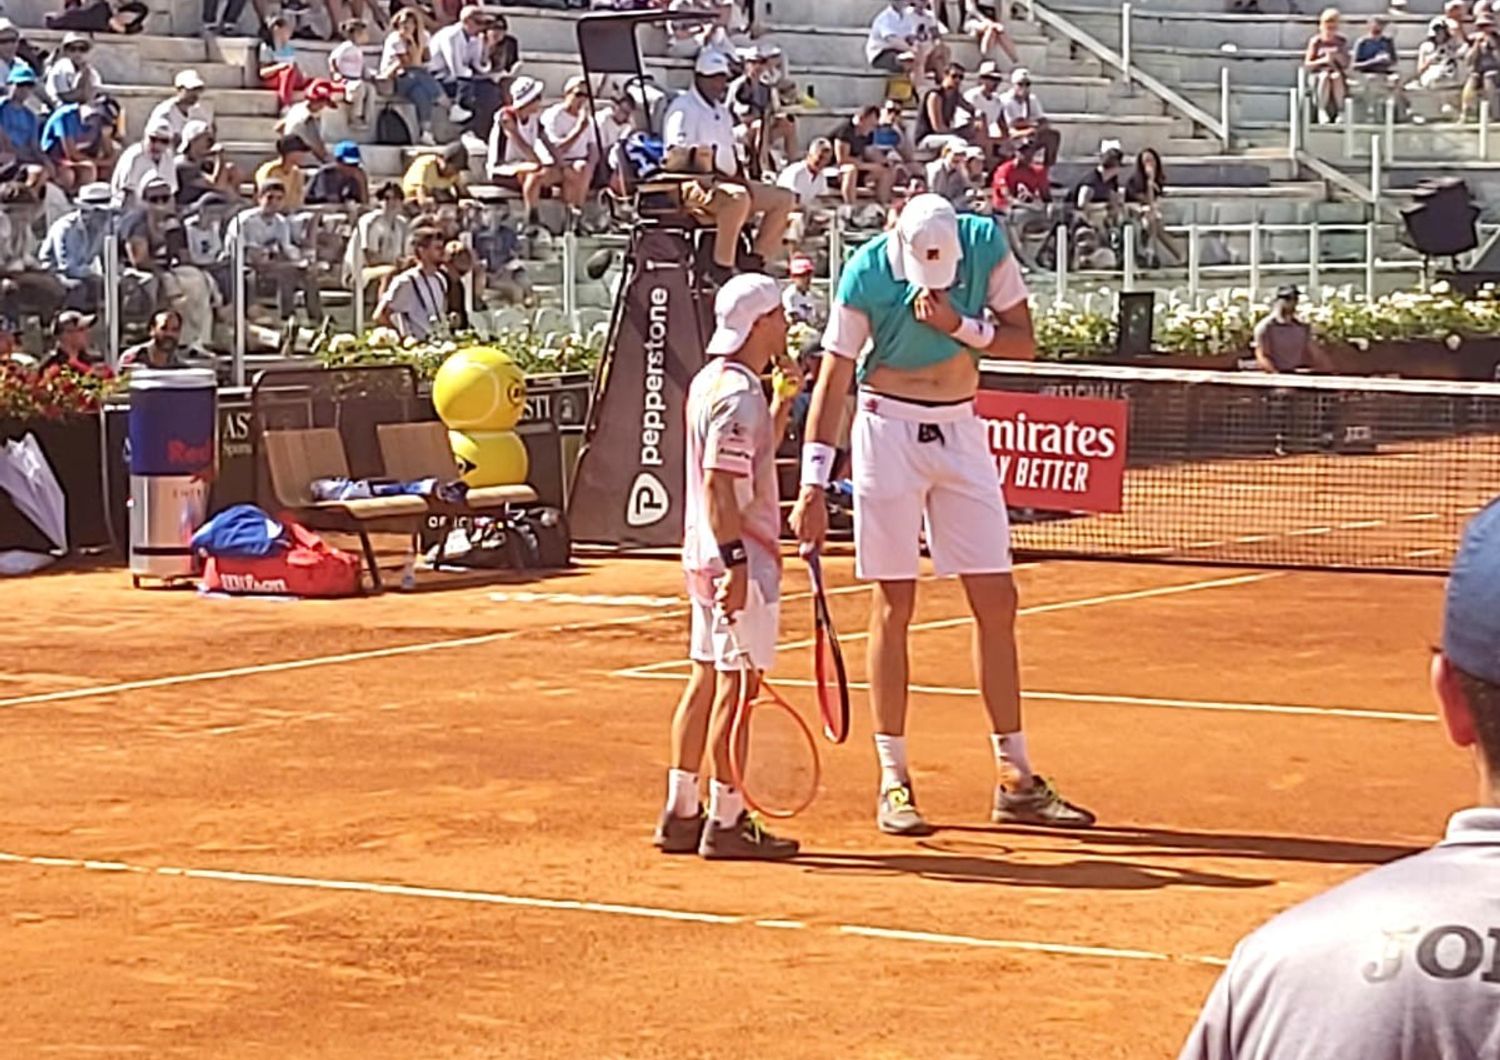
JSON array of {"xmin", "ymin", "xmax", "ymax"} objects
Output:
[
  {"xmin": 790, "ymin": 193, "xmax": 1094, "ymax": 835},
  {"xmin": 654, "ymin": 273, "xmax": 801, "ymax": 860}
]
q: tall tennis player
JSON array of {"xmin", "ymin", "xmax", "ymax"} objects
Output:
[
  {"xmin": 790, "ymin": 193, "xmax": 1095, "ymax": 836},
  {"xmin": 653, "ymin": 273, "xmax": 802, "ymax": 860}
]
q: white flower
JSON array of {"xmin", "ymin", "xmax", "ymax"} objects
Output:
[
  {"xmin": 366, "ymin": 326, "xmax": 400, "ymax": 349},
  {"xmin": 1446, "ymin": 333, "xmax": 1463, "ymax": 350}
]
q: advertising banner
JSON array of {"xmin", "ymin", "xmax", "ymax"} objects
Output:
[{"xmin": 974, "ymin": 389, "xmax": 1129, "ymax": 513}]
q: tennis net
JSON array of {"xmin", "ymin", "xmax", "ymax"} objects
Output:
[{"xmin": 980, "ymin": 361, "xmax": 1500, "ymax": 573}]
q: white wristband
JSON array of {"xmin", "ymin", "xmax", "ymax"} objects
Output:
[
  {"xmin": 950, "ymin": 315, "xmax": 996, "ymax": 350},
  {"xmin": 801, "ymin": 441, "xmax": 835, "ymax": 488}
]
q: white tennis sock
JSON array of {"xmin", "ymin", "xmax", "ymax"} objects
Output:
[
  {"xmin": 708, "ymin": 779, "xmax": 743, "ymax": 828},
  {"xmin": 666, "ymin": 768, "xmax": 699, "ymax": 818},
  {"xmin": 991, "ymin": 731, "xmax": 1033, "ymax": 790},
  {"xmin": 874, "ymin": 733, "xmax": 910, "ymax": 792}
]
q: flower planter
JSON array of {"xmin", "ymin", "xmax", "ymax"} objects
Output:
[{"xmin": 0, "ymin": 415, "xmax": 111, "ymax": 550}]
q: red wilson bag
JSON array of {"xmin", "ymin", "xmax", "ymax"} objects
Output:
[{"xmin": 202, "ymin": 523, "xmax": 362, "ymax": 597}]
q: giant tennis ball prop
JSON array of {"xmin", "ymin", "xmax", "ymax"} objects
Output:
[
  {"xmin": 449, "ymin": 429, "xmax": 529, "ymax": 487},
  {"xmin": 432, "ymin": 346, "xmax": 527, "ymax": 432}
]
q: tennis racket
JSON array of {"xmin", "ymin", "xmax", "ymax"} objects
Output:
[
  {"xmin": 805, "ymin": 551, "xmax": 852, "ymax": 744},
  {"xmin": 725, "ymin": 625, "xmax": 821, "ymax": 819}
]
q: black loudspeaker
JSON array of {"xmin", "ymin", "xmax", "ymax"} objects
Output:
[
  {"xmin": 1116, "ymin": 291, "xmax": 1155, "ymax": 357},
  {"xmin": 1401, "ymin": 178, "xmax": 1480, "ymax": 258}
]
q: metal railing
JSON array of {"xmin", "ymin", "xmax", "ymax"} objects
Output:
[{"xmin": 1018, "ymin": 0, "xmax": 1228, "ymax": 144}]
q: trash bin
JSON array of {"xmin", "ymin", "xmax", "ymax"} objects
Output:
[{"xmin": 128, "ymin": 368, "xmax": 217, "ymax": 584}]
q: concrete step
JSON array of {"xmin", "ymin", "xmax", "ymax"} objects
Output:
[
  {"xmin": 763, "ymin": 0, "xmax": 1050, "ymax": 33},
  {"xmin": 1055, "ymin": 7, "xmax": 1434, "ymax": 52},
  {"xmin": 1029, "ymin": 0, "xmax": 1438, "ymax": 15},
  {"xmin": 494, "ymin": 8, "xmax": 1042, "ymax": 63},
  {"xmin": 108, "ymin": 85, "xmax": 278, "ymax": 134},
  {"xmin": 22, "ymin": 31, "xmax": 258, "ymax": 89}
]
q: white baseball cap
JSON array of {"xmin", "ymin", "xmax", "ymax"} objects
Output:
[
  {"xmin": 977, "ymin": 60, "xmax": 1003, "ymax": 80},
  {"xmin": 179, "ymin": 118, "xmax": 211, "ymax": 150},
  {"xmin": 562, "ymin": 73, "xmax": 587, "ymax": 95},
  {"xmin": 1011, "ymin": 66, "xmax": 1031, "ymax": 84},
  {"xmin": 175, "ymin": 69, "xmax": 206, "ymax": 90},
  {"xmin": 694, "ymin": 49, "xmax": 732, "ymax": 77},
  {"xmin": 706, "ymin": 273, "xmax": 783, "ymax": 356},
  {"xmin": 895, "ymin": 193, "xmax": 962, "ymax": 291}
]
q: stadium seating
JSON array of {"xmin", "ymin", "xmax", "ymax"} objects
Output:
[{"xmin": 4, "ymin": 0, "xmax": 1475, "ymax": 337}]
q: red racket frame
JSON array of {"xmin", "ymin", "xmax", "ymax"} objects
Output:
[
  {"xmin": 724, "ymin": 630, "xmax": 821, "ymax": 819},
  {"xmin": 805, "ymin": 551, "xmax": 852, "ymax": 744}
]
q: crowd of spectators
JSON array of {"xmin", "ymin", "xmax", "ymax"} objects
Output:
[
  {"xmin": 0, "ymin": 0, "xmax": 1206, "ymax": 368},
  {"xmin": 1301, "ymin": 3, "xmax": 1500, "ymax": 123}
]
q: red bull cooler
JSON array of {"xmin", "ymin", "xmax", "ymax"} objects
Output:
[{"xmin": 127, "ymin": 368, "xmax": 217, "ymax": 583}]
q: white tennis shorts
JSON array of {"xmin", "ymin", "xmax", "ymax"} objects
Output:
[
  {"xmin": 689, "ymin": 582, "xmax": 779, "ymax": 673},
  {"xmin": 851, "ymin": 391, "xmax": 1013, "ymax": 581}
]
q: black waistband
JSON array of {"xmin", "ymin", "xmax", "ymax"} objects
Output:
[{"xmin": 863, "ymin": 391, "xmax": 971, "ymax": 409}]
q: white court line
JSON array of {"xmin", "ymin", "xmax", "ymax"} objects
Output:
[
  {"xmin": 489, "ymin": 591, "xmax": 683, "ymax": 608},
  {"xmin": 0, "ymin": 850, "xmax": 1226, "ymax": 969},
  {"xmin": 617, "ymin": 671, "xmax": 1435, "ymax": 724},
  {"xmin": 0, "ymin": 606, "xmax": 690, "ymax": 712},
  {"xmin": 0, "ymin": 564, "xmax": 1035, "ymax": 712},
  {"xmin": 621, "ymin": 572, "xmax": 1279, "ymax": 674}
]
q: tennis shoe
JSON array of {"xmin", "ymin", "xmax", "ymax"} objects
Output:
[
  {"xmin": 877, "ymin": 782, "xmax": 933, "ymax": 836},
  {"xmin": 698, "ymin": 812, "xmax": 799, "ymax": 860},
  {"xmin": 991, "ymin": 775, "xmax": 1096, "ymax": 829},
  {"xmin": 653, "ymin": 807, "xmax": 706, "ymax": 854}
]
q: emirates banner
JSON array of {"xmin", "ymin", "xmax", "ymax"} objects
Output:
[
  {"xmin": 567, "ymin": 228, "xmax": 707, "ymax": 546},
  {"xmin": 974, "ymin": 390, "xmax": 1129, "ymax": 513}
]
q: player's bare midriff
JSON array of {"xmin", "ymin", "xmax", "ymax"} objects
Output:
[{"xmin": 865, "ymin": 349, "xmax": 981, "ymax": 404}]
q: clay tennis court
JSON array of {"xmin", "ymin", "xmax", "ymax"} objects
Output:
[{"xmin": 0, "ymin": 550, "xmax": 1462, "ymax": 1058}]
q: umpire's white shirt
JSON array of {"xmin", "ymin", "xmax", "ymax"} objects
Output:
[
  {"xmin": 1180, "ymin": 808, "xmax": 1500, "ymax": 1060},
  {"xmin": 662, "ymin": 87, "xmax": 738, "ymax": 178}
]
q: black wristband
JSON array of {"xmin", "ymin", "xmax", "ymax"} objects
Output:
[{"xmin": 719, "ymin": 539, "xmax": 748, "ymax": 567}]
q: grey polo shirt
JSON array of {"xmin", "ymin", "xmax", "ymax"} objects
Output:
[
  {"xmin": 1179, "ymin": 808, "xmax": 1500, "ymax": 1060},
  {"xmin": 1252, "ymin": 314, "xmax": 1312, "ymax": 372}
]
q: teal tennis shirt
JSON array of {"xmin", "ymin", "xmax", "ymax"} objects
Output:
[{"xmin": 833, "ymin": 214, "xmax": 1014, "ymax": 382}]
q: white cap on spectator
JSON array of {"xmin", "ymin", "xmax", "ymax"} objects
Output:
[
  {"xmin": 694, "ymin": 49, "xmax": 733, "ymax": 76},
  {"xmin": 0, "ymin": 18, "xmax": 17, "ymax": 34},
  {"xmin": 706, "ymin": 273, "xmax": 783, "ymax": 356},
  {"xmin": 61, "ymin": 31, "xmax": 89, "ymax": 48},
  {"xmin": 562, "ymin": 73, "xmax": 587, "ymax": 95},
  {"xmin": 146, "ymin": 116, "xmax": 175, "ymax": 141},
  {"xmin": 894, "ymin": 193, "xmax": 962, "ymax": 291},
  {"xmin": 1011, "ymin": 67, "xmax": 1031, "ymax": 84},
  {"xmin": 509, "ymin": 75, "xmax": 543, "ymax": 108},
  {"xmin": 179, "ymin": 119, "xmax": 211, "ymax": 151},
  {"xmin": 962, "ymin": 144, "xmax": 985, "ymax": 159},
  {"xmin": 139, "ymin": 174, "xmax": 171, "ymax": 195},
  {"xmin": 175, "ymin": 69, "xmax": 206, "ymax": 91},
  {"xmin": 977, "ymin": 60, "xmax": 1003, "ymax": 80},
  {"xmin": 77, "ymin": 182, "xmax": 113, "ymax": 206}
]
